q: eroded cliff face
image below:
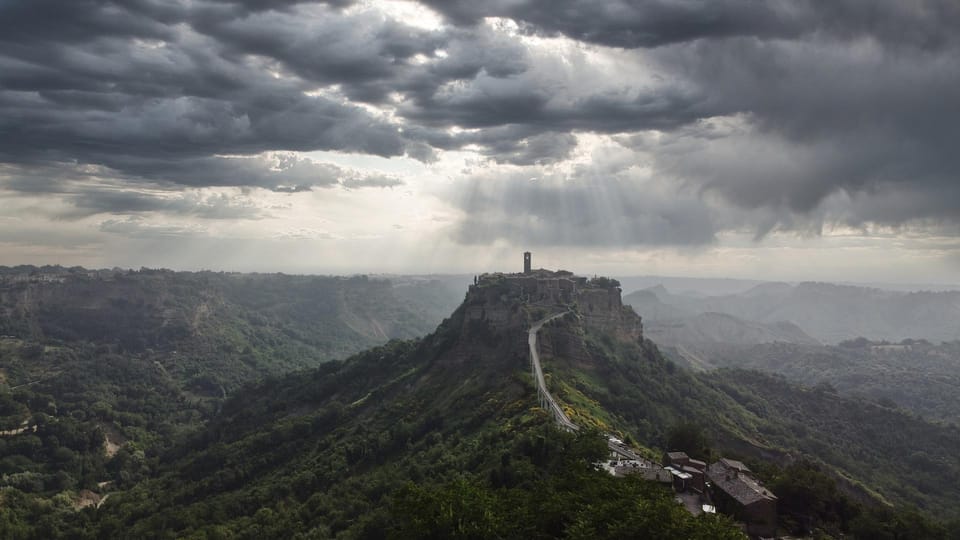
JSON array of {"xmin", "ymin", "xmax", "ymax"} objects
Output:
[
  {"xmin": 0, "ymin": 270, "xmax": 456, "ymax": 358},
  {"xmin": 450, "ymin": 271, "xmax": 643, "ymax": 369},
  {"xmin": 436, "ymin": 282, "xmax": 529, "ymax": 367},
  {"xmin": 536, "ymin": 319, "xmax": 593, "ymax": 370},
  {"xmin": 463, "ymin": 271, "xmax": 642, "ymax": 343},
  {"xmin": 0, "ymin": 275, "xmax": 214, "ymax": 346},
  {"xmin": 578, "ymin": 288, "xmax": 643, "ymax": 343},
  {"xmin": 462, "ymin": 281, "xmax": 529, "ymax": 331}
]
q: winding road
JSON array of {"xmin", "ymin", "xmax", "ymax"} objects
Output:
[{"xmin": 529, "ymin": 311, "xmax": 579, "ymax": 432}]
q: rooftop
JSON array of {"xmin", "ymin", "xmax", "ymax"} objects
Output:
[
  {"xmin": 719, "ymin": 458, "xmax": 751, "ymax": 473},
  {"xmin": 707, "ymin": 461, "xmax": 777, "ymax": 506}
]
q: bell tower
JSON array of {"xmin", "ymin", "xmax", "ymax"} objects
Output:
[{"xmin": 523, "ymin": 251, "xmax": 532, "ymax": 274}]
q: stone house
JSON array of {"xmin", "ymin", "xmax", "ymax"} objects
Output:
[{"xmin": 707, "ymin": 458, "xmax": 778, "ymax": 537}]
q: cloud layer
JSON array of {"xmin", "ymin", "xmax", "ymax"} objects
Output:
[{"xmin": 1, "ymin": 0, "xmax": 958, "ymax": 264}]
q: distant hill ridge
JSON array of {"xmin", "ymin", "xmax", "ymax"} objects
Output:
[
  {"xmin": 0, "ymin": 265, "xmax": 462, "ymax": 388},
  {"xmin": 647, "ymin": 312, "xmax": 819, "ymax": 347},
  {"xmin": 626, "ymin": 281, "xmax": 960, "ymax": 343}
]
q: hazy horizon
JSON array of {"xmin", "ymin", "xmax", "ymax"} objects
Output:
[{"xmin": 5, "ymin": 260, "xmax": 959, "ymax": 295}]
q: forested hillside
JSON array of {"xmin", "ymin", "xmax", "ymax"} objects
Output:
[
  {"xmin": 639, "ymin": 312, "xmax": 818, "ymax": 370},
  {"xmin": 1, "ymin": 292, "xmax": 743, "ymax": 539},
  {"xmin": 536, "ymin": 317, "xmax": 960, "ymax": 526},
  {"xmin": 624, "ymin": 282, "xmax": 960, "ymax": 427},
  {"xmin": 702, "ymin": 339, "xmax": 960, "ymax": 426},
  {"xmin": 0, "ymin": 267, "xmax": 462, "ymax": 383},
  {"xmin": 0, "ymin": 266, "xmax": 463, "ymax": 533},
  {"xmin": 2, "ymin": 270, "xmax": 959, "ymax": 538}
]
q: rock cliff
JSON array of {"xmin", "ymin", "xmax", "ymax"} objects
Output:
[{"xmin": 459, "ymin": 269, "xmax": 643, "ymax": 344}]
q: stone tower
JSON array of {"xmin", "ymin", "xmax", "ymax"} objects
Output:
[{"xmin": 523, "ymin": 251, "xmax": 532, "ymax": 274}]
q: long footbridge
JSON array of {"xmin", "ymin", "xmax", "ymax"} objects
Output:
[
  {"xmin": 528, "ymin": 312, "xmax": 652, "ymax": 461},
  {"xmin": 528, "ymin": 312, "xmax": 579, "ymax": 432}
]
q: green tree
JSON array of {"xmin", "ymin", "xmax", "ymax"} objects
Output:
[{"xmin": 666, "ymin": 421, "xmax": 711, "ymax": 461}]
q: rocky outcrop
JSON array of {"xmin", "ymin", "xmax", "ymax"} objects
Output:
[
  {"xmin": 463, "ymin": 269, "xmax": 643, "ymax": 345},
  {"xmin": 537, "ymin": 319, "xmax": 593, "ymax": 369},
  {"xmin": 462, "ymin": 280, "xmax": 529, "ymax": 332},
  {"xmin": 578, "ymin": 288, "xmax": 643, "ymax": 343}
]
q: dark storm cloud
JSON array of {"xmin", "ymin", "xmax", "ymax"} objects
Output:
[
  {"xmin": 400, "ymin": 79, "xmax": 718, "ymax": 134},
  {"xmin": 1, "ymin": 0, "xmax": 959, "ymax": 243},
  {"xmin": 93, "ymin": 155, "xmax": 345, "ymax": 192},
  {"xmin": 443, "ymin": 127, "xmax": 578, "ymax": 166},
  {"xmin": 0, "ymin": 0, "xmax": 352, "ymax": 47},
  {"xmin": 340, "ymin": 175, "xmax": 404, "ymax": 189},
  {"xmin": 66, "ymin": 190, "xmax": 261, "ymax": 221},
  {"xmin": 189, "ymin": 5, "xmax": 447, "ymax": 103},
  {"xmin": 0, "ymin": 0, "xmax": 722, "ymax": 182},
  {"xmin": 0, "ymin": 84, "xmax": 408, "ymax": 165},
  {"xmin": 0, "ymin": 155, "xmax": 340, "ymax": 194},
  {"xmin": 0, "ymin": 0, "xmax": 628, "ymax": 186},
  {"xmin": 631, "ymin": 33, "xmax": 960, "ymax": 229},
  {"xmin": 0, "ymin": 0, "xmax": 418, "ymax": 198},
  {"xmin": 0, "ymin": 1, "xmax": 174, "ymax": 46},
  {"xmin": 421, "ymin": 0, "xmax": 960, "ymax": 50},
  {"xmin": 0, "ymin": 156, "xmax": 395, "ymax": 219},
  {"xmin": 413, "ymin": 0, "xmax": 960, "ymax": 234},
  {"xmin": 0, "ymin": 0, "xmax": 559, "ymax": 195},
  {"xmin": 841, "ymin": 183, "xmax": 960, "ymax": 229},
  {"xmin": 475, "ymin": 131, "xmax": 577, "ymax": 166},
  {"xmin": 421, "ymin": 0, "xmax": 806, "ymax": 48},
  {"xmin": 205, "ymin": 0, "xmax": 354, "ymax": 12}
]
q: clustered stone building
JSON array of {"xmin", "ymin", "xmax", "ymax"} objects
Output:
[
  {"xmin": 663, "ymin": 452, "xmax": 778, "ymax": 538},
  {"xmin": 663, "ymin": 451, "xmax": 708, "ymax": 493},
  {"xmin": 707, "ymin": 458, "xmax": 778, "ymax": 538}
]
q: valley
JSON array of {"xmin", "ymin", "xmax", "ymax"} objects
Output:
[
  {"xmin": 0, "ymin": 264, "xmax": 959, "ymax": 538},
  {"xmin": 622, "ymin": 281, "xmax": 960, "ymax": 427}
]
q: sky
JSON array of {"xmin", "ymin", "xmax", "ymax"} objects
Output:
[{"xmin": 1, "ymin": 0, "xmax": 959, "ymax": 284}]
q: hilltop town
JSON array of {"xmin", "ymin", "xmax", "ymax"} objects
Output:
[
  {"xmin": 460, "ymin": 253, "xmax": 780, "ymax": 537},
  {"xmin": 464, "ymin": 252, "xmax": 643, "ymax": 343}
]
